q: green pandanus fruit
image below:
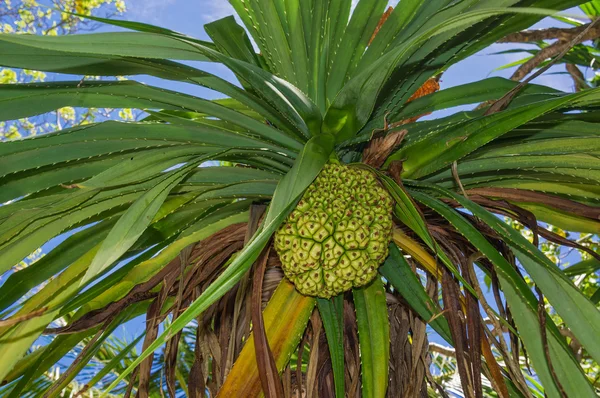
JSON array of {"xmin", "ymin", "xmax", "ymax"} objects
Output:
[{"xmin": 274, "ymin": 164, "xmax": 393, "ymax": 298}]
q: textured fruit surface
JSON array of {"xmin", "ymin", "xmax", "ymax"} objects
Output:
[{"xmin": 274, "ymin": 164, "xmax": 393, "ymax": 298}]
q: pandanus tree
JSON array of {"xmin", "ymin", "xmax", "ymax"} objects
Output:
[{"xmin": 0, "ymin": 0, "xmax": 599, "ymax": 397}]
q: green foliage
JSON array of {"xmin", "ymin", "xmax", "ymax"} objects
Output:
[
  {"xmin": 0, "ymin": 0, "xmax": 599, "ymax": 397},
  {"xmin": 0, "ymin": 0, "xmax": 130, "ymax": 142}
]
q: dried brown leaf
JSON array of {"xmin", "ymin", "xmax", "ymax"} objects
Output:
[{"xmin": 252, "ymin": 245, "xmax": 284, "ymax": 398}]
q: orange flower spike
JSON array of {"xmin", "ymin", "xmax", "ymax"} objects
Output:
[
  {"xmin": 368, "ymin": 6, "xmax": 394, "ymax": 46},
  {"xmin": 387, "ymin": 78, "xmax": 441, "ymax": 127},
  {"xmin": 406, "ymin": 78, "xmax": 441, "ymax": 103}
]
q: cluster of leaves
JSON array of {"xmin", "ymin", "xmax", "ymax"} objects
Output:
[
  {"xmin": 0, "ymin": 0, "xmax": 129, "ymax": 141},
  {"xmin": 0, "ymin": 0, "xmax": 599, "ymax": 397}
]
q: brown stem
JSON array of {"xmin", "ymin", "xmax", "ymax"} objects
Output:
[
  {"xmin": 465, "ymin": 187, "xmax": 600, "ymax": 221},
  {"xmin": 566, "ymin": 63, "xmax": 588, "ymax": 91},
  {"xmin": 124, "ymin": 368, "xmax": 139, "ymax": 398},
  {"xmin": 486, "ymin": 19, "xmax": 600, "ymax": 114},
  {"xmin": 560, "ymin": 327, "xmax": 583, "ymax": 361},
  {"xmin": 305, "ymin": 313, "xmax": 322, "ymax": 398},
  {"xmin": 228, "ymin": 204, "xmax": 266, "ymax": 377},
  {"xmin": 451, "ymin": 161, "xmax": 469, "ymax": 198},
  {"xmin": 0, "ymin": 307, "xmax": 48, "ymax": 328},
  {"xmin": 188, "ymin": 287, "xmax": 206, "ymax": 398},
  {"xmin": 508, "ymin": 20, "xmax": 600, "ymax": 82},
  {"xmin": 362, "ymin": 129, "xmax": 407, "ymax": 168},
  {"xmin": 510, "ymin": 40, "xmax": 571, "ymax": 81},
  {"xmin": 500, "ymin": 23, "xmax": 600, "ymax": 43},
  {"xmin": 535, "ymin": 287, "xmax": 568, "ymax": 398},
  {"xmin": 441, "ymin": 270, "xmax": 475, "ymax": 398},
  {"xmin": 297, "ymin": 328, "xmax": 309, "ymax": 397}
]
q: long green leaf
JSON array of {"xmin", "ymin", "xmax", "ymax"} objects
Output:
[
  {"xmin": 379, "ymin": 244, "xmax": 453, "ymax": 345},
  {"xmin": 81, "ymin": 159, "xmax": 201, "ymax": 285},
  {"xmin": 205, "ymin": 16, "xmax": 260, "ymax": 67},
  {"xmin": 376, "ymin": 172, "xmax": 476, "ymax": 296},
  {"xmin": 0, "ymin": 33, "xmax": 306, "ymax": 141},
  {"xmin": 249, "ymin": 0, "xmax": 296, "ymax": 84},
  {"xmin": 0, "ymin": 31, "xmax": 213, "ymax": 61},
  {"xmin": 0, "ymin": 122, "xmax": 294, "ymax": 183},
  {"xmin": 0, "ymin": 200, "xmax": 248, "ymax": 382},
  {"xmin": 0, "ymin": 220, "xmax": 113, "ymax": 312},
  {"xmin": 353, "ymin": 277, "xmax": 389, "ymax": 398},
  {"xmin": 369, "ymin": 0, "xmax": 582, "ymax": 132},
  {"xmin": 185, "ymin": 34, "xmax": 323, "ymax": 137},
  {"xmin": 0, "ymin": 82, "xmax": 303, "ymax": 152},
  {"xmin": 283, "ymin": 0, "xmax": 309, "ymax": 95},
  {"xmin": 393, "ymin": 87, "xmax": 600, "ymax": 178},
  {"xmin": 564, "ymin": 258, "xmax": 600, "ymax": 277},
  {"xmin": 326, "ymin": 0, "xmax": 387, "ymax": 99},
  {"xmin": 72, "ymin": 201, "xmax": 251, "ymax": 318},
  {"xmin": 393, "ymin": 78, "xmax": 560, "ymax": 122},
  {"xmin": 317, "ymin": 295, "xmax": 345, "ymax": 398}
]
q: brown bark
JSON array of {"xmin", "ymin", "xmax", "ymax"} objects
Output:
[
  {"xmin": 510, "ymin": 40, "xmax": 571, "ymax": 81},
  {"xmin": 503, "ymin": 21, "xmax": 600, "ymax": 81},
  {"xmin": 500, "ymin": 23, "xmax": 600, "ymax": 43},
  {"xmin": 566, "ymin": 63, "xmax": 587, "ymax": 91}
]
